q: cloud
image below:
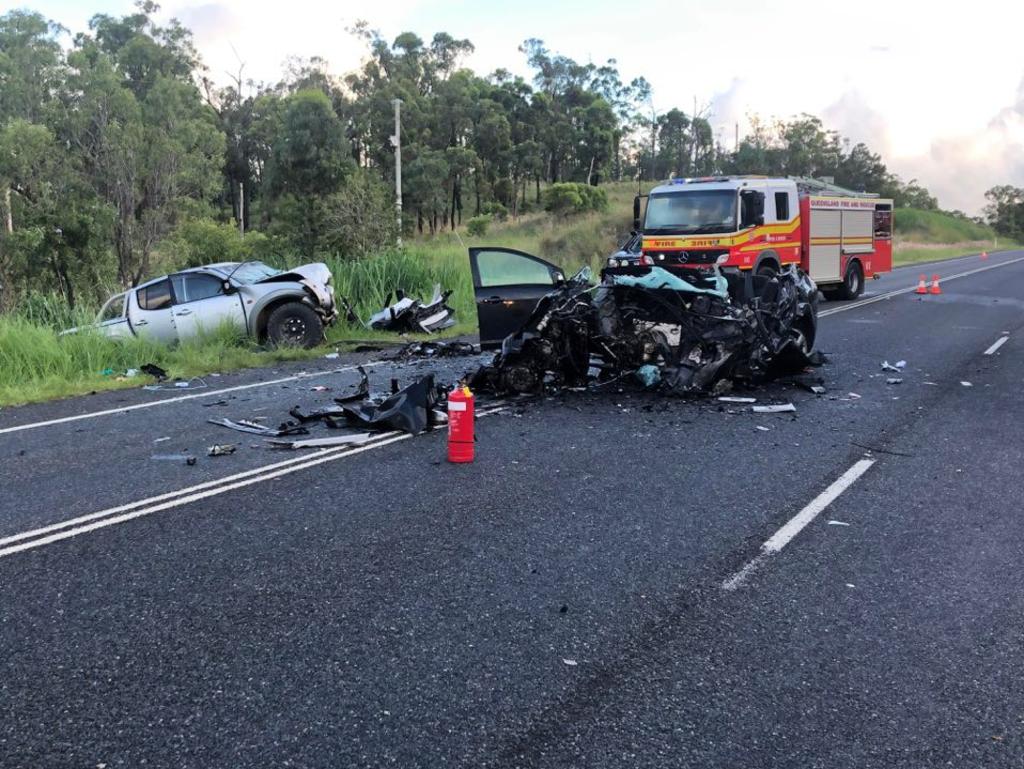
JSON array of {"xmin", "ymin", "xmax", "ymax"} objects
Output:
[{"xmin": 891, "ymin": 75, "xmax": 1024, "ymax": 214}]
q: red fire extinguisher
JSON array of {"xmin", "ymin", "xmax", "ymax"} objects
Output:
[{"xmin": 447, "ymin": 384, "xmax": 474, "ymax": 463}]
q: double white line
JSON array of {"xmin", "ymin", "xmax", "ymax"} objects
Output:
[{"xmin": 0, "ymin": 403, "xmax": 507, "ymax": 559}]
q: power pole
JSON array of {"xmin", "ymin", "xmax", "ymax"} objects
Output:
[
  {"xmin": 391, "ymin": 98, "xmax": 403, "ymax": 248},
  {"xmin": 238, "ymin": 181, "xmax": 245, "ymax": 236}
]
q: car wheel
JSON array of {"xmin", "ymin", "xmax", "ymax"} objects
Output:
[
  {"xmin": 838, "ymin": 260, "xmax": 864, "ymax": 300},
  {"xmin": 266, "ymin": 302, "xmax": 323, "ymax": 348}
]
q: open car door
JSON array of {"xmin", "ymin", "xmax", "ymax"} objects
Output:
[{"xmin": 469, "ymin": 247, "xmax": 565, "ymax": 348}]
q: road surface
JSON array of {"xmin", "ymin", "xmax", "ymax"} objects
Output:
[{"xmin": 2, "ymin": 251, "xmax": 1023, "ymax": 768}]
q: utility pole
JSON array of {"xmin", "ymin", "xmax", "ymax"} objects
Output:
[
  {"xmin": 391, "ymin": 98, "xmax": 403, "ymax": 248},
  {"xmin": 238, "ymin": 181, "xmax": 245, "ymax": 236}
]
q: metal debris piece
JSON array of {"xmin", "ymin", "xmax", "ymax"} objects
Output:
[
  {"xmin": 336, "ymin": 374, "xmax": 443, "ymax": 434},
  {"xmin": 368, "ymin": 284, "xmax": 456, "ymax": 334},
  {"xmin": 208, "ymin": 417, "xmax": 308, "ymax": 437},
  {"xmin": 886, "ymin": 378, "xmax": 903, "ymax": 385},
  {"xmin": 207, "ymin": 444, "xmax": 237, "ymax": 456},
  {"xmin": 752, "ymin": 403, "xmax": 796, "ymax": 413},
  {"xmin": 718, "ymin": 396, "xmax": 757, "ymax": 403},
  {"xmin": 266, "ymin": 433, "xmax": 374, "ymax": 449}
]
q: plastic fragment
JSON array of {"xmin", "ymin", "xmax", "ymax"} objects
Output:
[
  {"xmin": 752, "ymin": 403, "xmax": 796, "ymax": 413},
  {"xmin": 718, "ymin": 396, "xmax": 756, "ymax": 403},
  {"xmin": 961, "ymin": 381, "xmax": 973, "ymax": 387},
  {"xmin": 207, "ymin": 444, "xmax": 237, "ymax": 456},
  {"xmin": 886, "ymin": 378, "xmax": 903, "ymax": 385}
]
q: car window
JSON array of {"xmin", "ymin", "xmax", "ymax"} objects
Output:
[
  {"xmin": 171, "ymin": 273, "xmax": 225, "ymax": 304},
  {"xmin": 137, "ymin": 280, "xmax": 172, "ymax": 311},
  {"xmin": 98, "ymin": 293, "xmax": 127, "ymax": 322},
  {"xmin": 475, "ymin": 250, "xmax": 555, "ymax": 288}
]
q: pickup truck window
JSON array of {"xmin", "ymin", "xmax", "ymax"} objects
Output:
[
  {"xmin": 171, "ymin": 273, "xmax": 225, "ymax": 303},
  {"xmin": 137, "ymin": 280, "xmax": 172, "ymax": 311},
  {"xmin": 98, "ymin": 293, "xmax": 127, "ymax": 322}
]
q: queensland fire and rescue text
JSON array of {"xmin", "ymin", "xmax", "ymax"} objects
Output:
[{"xmin": 613, "ymin": 176, "xmax": 893, "ymax": 300}]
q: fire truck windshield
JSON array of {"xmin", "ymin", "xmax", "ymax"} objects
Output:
[{"xmin": 644, "ymin": 189, "xmax": 737, "ymax": 234}]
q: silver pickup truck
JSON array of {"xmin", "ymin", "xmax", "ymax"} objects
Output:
[{"xmin": 67, "ymin": 261, "xmax": 338, "ymax": 348}]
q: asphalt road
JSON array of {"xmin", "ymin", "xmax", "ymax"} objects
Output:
[{"xmin": 2, "ymin": 251, "xmax": 1023, "ymax": 768}]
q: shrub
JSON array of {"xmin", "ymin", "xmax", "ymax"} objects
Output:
[
  {"xmin": 466, "ymin": 214, "xmax": 492, "ymax": 237},
  {"xmin": 542, "ymin": 182, "xmax": 608, "ymax": 216},
  {"xmin": 156, "ymin": 219, "xmax": 268, "ymax": 270},
  {"xmin": 481, "ymin": 201, "xmax": 508, "ymax": 221}
]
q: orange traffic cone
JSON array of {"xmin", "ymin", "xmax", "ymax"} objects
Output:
[
  {"xmin": 930, "ymin": 274, "xmax": 942, "ymax": 294},
  {"xmin": 915, "ymin": 274, "xmax": 928, "ymax": 294},
  {"xmin": 981, "ymin": 251, "xmax": 988, "ymax": 259}
]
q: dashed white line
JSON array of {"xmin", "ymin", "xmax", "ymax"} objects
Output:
[
  {"xmin": 721, "ymin": 458, "xmax": 876, "ymax": 590},
  {"xmin": 0, "ymin": 403, "xmax": 508, "ymax": 559},
  {"xmin": 0, "ymin": 362, "xmax": 384, "ymax": 437},
  {"xmin": 984, "ymin": 334, "xmax": 1009, "ymax": 356}
]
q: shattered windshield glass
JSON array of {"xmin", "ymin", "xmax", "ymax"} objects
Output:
[
  {"xmin": 645, "ymin": 190, "xmax": 737, "ymax": 234},
  {"xmin": 229, "ymin": 262, "xmax": 283, "ymax": 284}
]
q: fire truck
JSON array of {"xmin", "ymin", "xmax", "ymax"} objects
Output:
[{"xmin": 611, "ymin": 176, "xmax": 894, "ymax": 299}]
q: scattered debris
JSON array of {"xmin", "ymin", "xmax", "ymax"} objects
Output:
[
  {"xmin": 961, "ymin": 381, "xmax": 973, "ymax": 387},
  {"xmin": 143, "ymin": 377, "xmax": 207, "ymax": 391},
  {"xmin": 324, "ymin": 352, "xmax": 340, "ymax": 360},
  {"xmin": 310, "ymin": 385, "xmax": 330, "ymax": 392},
  {"xmin": 368, "ymin": 284, "xmax": 456, "ymax": 334},
  {"xmin": 851, "ymin": 441, "xmax": 913, "ymax": 457},
  {"xmin": 207, "ymin": 444, "xmax": 237, "ymax": 456},
  {"xmin": 141, "ymin": 363, "xmax": 168, "ymax": 380},
  {"xmin": 635, "ymin": 364, "xmax": 661, "ymax": 387},
  {"xmin": 267, "ymin": 433, "xmax": 374, "ymax": 449},
  {"xmin": 752, "ymin": 403, "xmax": 796, "ymax": 413},
  {"xmin": 828, "ymin": 520, "xmax": 851, "ymax": 526},
  {"xmin": 881, "ymin": 360, "xmax": 906, "ymax": 372},
  {"xmin": 755, "ymin": 425, "xmax": 771, "ymax": 432},
  {"xmin": 886, "ymin": 378, "xmax": 903, "ymax": 385},
  {"xmin": 151, "ymin": 453, "xmax": 196, "ymax": 465},
  {"xmin": 208, "ymin": 417, "xmax": 308, "ymax": 437},
  {"xmin": 718, "ymin": 396, "xmax": 757, "ymax": 403},
  {"xmin": 562, "ymin": 658, "xmax": 578, "ymax": 667},
  {"xmin": 397, "ymin": 340, "xmax": 477, "ymax": 358},
  {"xmin": 335, "ymin": 374, "xmax": 443, "ymax": 435},
  {"xmin": 470, "ymin": 264, "xmax": 822, "ymax": 396},
  {"xmin": 847, "ymin": 392, "xmax": 862, "ymax": 399},
  {"xmin": 153, "ymin": 436, "xmax": 171, "ymax": 443}
]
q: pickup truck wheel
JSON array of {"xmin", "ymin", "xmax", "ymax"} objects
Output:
[
  {"xmin": 266, "ymin": 302, "xmax": 323, "ymax": 348},
  {"xmin": 838, "ymin": 260, "xmax": 864, "ymax": 300}
]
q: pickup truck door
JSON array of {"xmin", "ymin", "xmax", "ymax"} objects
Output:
[
  {"xmin": 130, "ymin": 279, "xmax": 178, "ymax": 343},
  {"xmin": 169, "ymin": 272, "xmax": 247, "ymax": 340},
  {"xmin": 469, "ymin": 247, "xmax": 565, "ymax": 348}
]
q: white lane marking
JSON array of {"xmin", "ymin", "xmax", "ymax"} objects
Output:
[
  {"xmin": 0, "ymin": 362, "xmax": 384, "ymax": 437},
  {"xmin": 721, "ymin": 458, "xmax": 876, "ymax": 591},
  {"xmin": 0, "ymin": 404, "xmax": 507, "ymax": 559},
  {"xmin": 984, "ymin": 334, "xmax": 1009, "ymax": 355},
  {"xmin": 819, "ymin": 254, "xmax": 1024, "ymax": 318}
]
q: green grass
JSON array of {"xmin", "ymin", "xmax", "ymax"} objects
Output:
[{"xmin": 4, "ymin": 184, "xmax": 1012, "ymax": 407}]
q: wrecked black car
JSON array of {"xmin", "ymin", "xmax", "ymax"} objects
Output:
[{"xmin": 467, "ymin": 247, "xmax": 820, "ymax": 396}]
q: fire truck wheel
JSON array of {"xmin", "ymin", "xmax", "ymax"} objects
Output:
[
  {"xmin": 838, "ymin": 260, "xmax": 864, "ymax": 300},
  {"xmin": 755, "ymin": 262, "xmax": 778, "ymax": 278}
]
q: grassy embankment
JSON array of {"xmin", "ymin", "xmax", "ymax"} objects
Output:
[
  {"xmin": 1, "ymin": 183, "xmax": 1012, "ymax": 406},
  {"xmin": 892, "ymin": 208, "xmax": 1013, "ymax": 265}
]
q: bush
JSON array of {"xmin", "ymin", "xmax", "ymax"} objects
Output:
[
  {"xmin": 156, "ymin": 219, "xmax": 268, "ymax": 271},
  {"xmin": 481, "ymin": 201, "xmax": 508, "ymax": 221},
  {"xmin": 466, "ymin": 214, "xmax": 492, "ymax": 237},
  {"xmin": 542, "ymin": 182, "xmax": 608, "ymax": 216}
]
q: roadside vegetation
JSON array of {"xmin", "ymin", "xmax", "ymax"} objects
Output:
[{"xmin": 0, "ymin": 6, "xmax": 1018, "ymax": 406}]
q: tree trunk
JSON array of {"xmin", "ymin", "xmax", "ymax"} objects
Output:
[{"xmin": 586, "ymin": 156, "xmax": 596, "ymax": 186}]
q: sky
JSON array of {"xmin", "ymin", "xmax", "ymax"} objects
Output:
[{"xmin": 23, "ymin": 0, "xmax": 1024, "ymax": 214}]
